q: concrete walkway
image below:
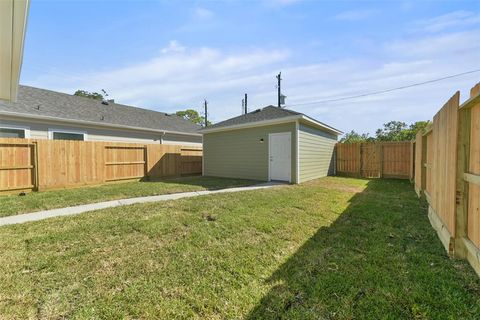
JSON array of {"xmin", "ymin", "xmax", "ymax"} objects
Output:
[{"xmin": 0, "ymin": 182, "xmax": 284, "ymax": 227}]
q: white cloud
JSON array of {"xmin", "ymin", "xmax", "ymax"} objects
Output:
[
  {"xmin": 160, "ymin": 40, "xmax": 186, "ymax": 54},
  {"xmin": 27, "ymin": 46, "xmax": 290, "ymax": 110},
  {"xmin": 263, "ymin": 0, "xmax": 303, "ymax": 7},
  {"xmin": 193, "ymin": 7, "xmax": 214, "ymax": 20},
  {"xmin": 176, "ymin": 7, "xmax": 216, "ymax": 33},
  {"xmin": 412, "ymin": 10, "xmax": 480, "ymax": 33},
  {"xmin": 333, "ymin": 9, "xmax": 378, "ymax": 21},
  {"xmin": 24, "ymin": 27, "xmax": 480, "ymax": 136},
  {"xmin": 386, "ymin": 30, "xmax": 480, "ymax": 58}
]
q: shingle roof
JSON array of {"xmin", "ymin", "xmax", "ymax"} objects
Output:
[
  {"xmin": 203, "ymin": 105, "xmax": 341, "ymax": 134},
  {"xmin": 0, "ymin": 86, "xmax": 201, "ymax": 134},
  {"xmin": 205, "ymin": 105, "xmax": 301, "ymax": 130}
]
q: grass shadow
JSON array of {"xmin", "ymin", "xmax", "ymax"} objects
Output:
[
  {"xmin": 140, "ymin": 175, "xmax": 262, "ymax": 191},
  {"xmin": 246, "ymin": 179, "xmax": 480, "ymax": 319}
]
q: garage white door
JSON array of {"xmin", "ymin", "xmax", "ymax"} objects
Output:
[{"xmin": 269, "ymin": 132, "xmax": 291, "ymax": 182}]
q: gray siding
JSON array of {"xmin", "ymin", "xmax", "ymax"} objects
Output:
[
  {"xmin": 0, "ymin": 115, "xmax": 202, "ymax": 146},
  {"xmin": 203, "ymin": 122, "xmax": 297, "ymax": 182},
  {"xmin": 298, "ymin": 123, "xmax": 337, "ymax": 183},
  {"xmin": 163, "ymin": 132, "xmax": 202, "ymax": 146}
]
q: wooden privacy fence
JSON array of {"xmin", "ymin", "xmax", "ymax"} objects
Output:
[
  {"xmin": 414, "ymin": 82, "xmax": 480, "ymax": 277},
  {"xmin": 0, "ymin": 138, "xmax": 202, "ymax": 192},
  {"xmin": 336, "ymin": 141, "xmax": 413, "ymax": 179}
]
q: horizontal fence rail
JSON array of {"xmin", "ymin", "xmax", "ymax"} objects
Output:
[
  {"xmin": 336, "ymin": 141, "xmax": 413, "ymax": 179},
  {"xmin": 0, "ymin": 141, "xmax": 37, "ymax": 192},
  {"xmin": 0, "ymin": 138, "xmax": 202, "ymax": 192},
  {"xmin": 414, "ymin": 82, "xmax": 480, "ymax": 277}
]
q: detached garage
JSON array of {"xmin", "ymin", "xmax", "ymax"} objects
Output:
[{"xmin": 200, "ymin": 106, "xmax": 342, "ymax": 184}]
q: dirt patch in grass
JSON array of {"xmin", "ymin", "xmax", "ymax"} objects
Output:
[
  {"xmin": 304, "ymin": 176, "xmax": 367, "ymax": 193},
  {"xmin": 322, "ymin": 184, "xmax": 365, "ymax": 193}
]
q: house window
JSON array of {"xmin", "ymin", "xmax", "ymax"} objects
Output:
[
  {"xmin": 52, "ymin": 131, "xmax": 85, "ymax": 141},
  {"xmin": 0, "ymin": 128, "xmax": 25, "ymax": 138},
  {"xmin": 0, "ymin": 126, "xmax": 29, "ymax": 138}
]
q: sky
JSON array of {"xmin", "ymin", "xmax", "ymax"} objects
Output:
[{"xmin": 20, "ymin": 0, "xmax": 480, "ymax": 136}]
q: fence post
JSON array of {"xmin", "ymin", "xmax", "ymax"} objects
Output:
[
  {"xmin": 455, "ymin": 99, "xmax": 472, "ymax": 257},
  {"xmin": 358, "ymin": 143, "xmax": 363, "ymax": 178},
  {"xmin": 421, "ymin": 134, "xmax": 427, "ymax": 193},
  {"xmin": 32, "ymin": 141, "xmax": 39, "ymax": 191},
  {"xmin": 143, "ymin": 145, "xmax": 148, "ymax": 181},
  {"xmin": 410, "ymin": 141, "xmax": 414, "ymax": 182},
  {"xmin": 177, "ymin": 146, "xmax": 182, "ymax": 177},
  {"xmin": 378, "ymin": 143, "xmax": 383, "ymax": 178}
]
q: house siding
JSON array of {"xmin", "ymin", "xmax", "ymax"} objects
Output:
[
  {"xmin": 203, "ymin": 122, "xmax": 297, "ymax": 182},
  {"xmin": 0, "ymin": 116, "xmax": 202, "ymax": 146},
  {"xmin": 298, "ymin": 123, "xmax": 337, "ymax": 183}
]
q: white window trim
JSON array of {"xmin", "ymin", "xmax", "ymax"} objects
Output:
[
  {"xmin": 0, "ymin": 124, "xmax": 30, "ymax": 138},
  {"xmin": 48, "ymin": 128, "xmax": 87, "ymax": 141}
]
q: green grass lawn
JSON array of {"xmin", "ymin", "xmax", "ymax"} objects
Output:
[
  {"xmin": 1, "ymin": 177, "xmax": 479, "ymax": 319},
  {"xmin": 0, "ymin": 176, "xmax": 258, "ymax": 218}
]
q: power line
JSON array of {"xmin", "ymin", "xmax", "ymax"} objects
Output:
[{"xmin": 288, "ymin": 69, "xmax": 480, "ymax": 107}]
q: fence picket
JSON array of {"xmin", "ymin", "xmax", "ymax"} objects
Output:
[
  {"xmin": 336, "ymin": 141, "xmax": 412, "ymax": 179},
  {"xmin": 0, "ymin": 139, "xmax": 202, "ymax": 192},
  {"xmin": 414, "ymin": 82, "xmax": 480, "ymax": 277}
]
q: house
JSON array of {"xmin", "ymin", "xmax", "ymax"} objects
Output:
[
  {"xmin": 0, "ymin": 0, "xmax": 30, "ymax": 102},
  {"xmin": 200, "ymin": 106, "xmax": 342, "ymax": 184},
  {"xmin": 0, "ymin": 86, "xmax": 202, "ymax": 146}
]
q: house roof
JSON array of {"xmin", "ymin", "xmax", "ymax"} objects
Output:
[
  {"xmin": 0, "ymin": 85, "xmax": 202, "ymax": 136},
  {"xmin": 201, "ymin": 105, "xmax": 342, "ymax": 135}
]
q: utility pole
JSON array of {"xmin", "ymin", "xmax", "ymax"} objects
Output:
[
  {"xmin": 242, "ymin": 98, "xmax": 245, "ymax": 115},
  {"xmin": 244, "ymin": 93, "xmax": 248, "ymax": 114},
  {"xmin": 276, "ymin": 72, "xmax": 282, "ymax": 108},
  {"xmin": 204, "ymin": 99, "xmax": 208, "ymax": 127}
]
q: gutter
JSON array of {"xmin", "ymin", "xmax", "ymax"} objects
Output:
[
  {"xmin": 200, "ymin": 114, "xmax": 343, "ymax": 135},
  {"xmin": 0, "ymin": 110, "xmax": 202, "ymax": 137},
  {"xmin": 200, "ymin": 115, "xmax": 301, "ymax": 134},
  {"xmin": 300, "ymin": 115, "xmax": 343, "ymax": 135}
]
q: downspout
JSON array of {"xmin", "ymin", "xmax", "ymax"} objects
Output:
[{"xmin": 160, "ymin": 131, "xmax": 165, "ymax": 144}]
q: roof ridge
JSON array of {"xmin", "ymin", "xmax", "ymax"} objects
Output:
[
  {"xmin": 19, "ymin": 85, "xmax": 201, "ymax": 128},
  {"xmin": 20, "ymin": 85, "xmax": 177, "ymax": 117},
  {"xmin": 1, "ymin": 85, "xmax": 202, "ymax": 133},
  {"xmin": 20, "ymin": 85, "xmax": 107, "ymax": 105},
  {"xmin": 201, "ymin": 104, "xmax": 341, "ymax": 134}
]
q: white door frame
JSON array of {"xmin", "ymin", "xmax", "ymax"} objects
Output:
[{"xmin": 268, "ymin": 132, "xmax": 292, "ymax": 183}]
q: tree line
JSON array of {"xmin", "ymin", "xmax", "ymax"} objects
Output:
[{"xmin": 340, "ymin": 121, "xmax": 429, "ymax": 143}]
